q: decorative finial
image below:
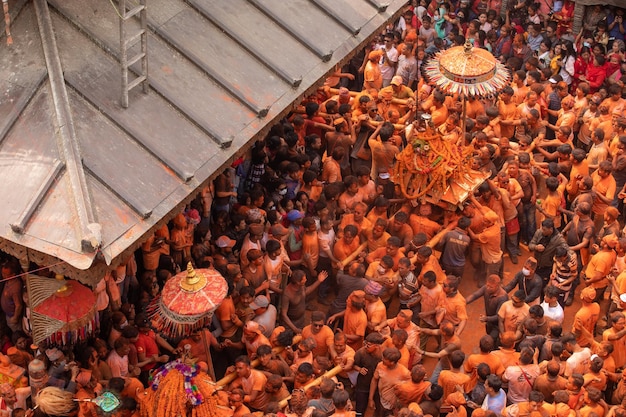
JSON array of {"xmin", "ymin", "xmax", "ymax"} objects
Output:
[
  {"xmin": 464, "ymin": 39, "xmax": 472, "ymax": 55},
  {"xmin": 179, "ymin": 262, "xmax": 207, "ymax": 292},
  {"xmin": 55, "ymin": 274, "xmax": 72, "ymax": 296}
]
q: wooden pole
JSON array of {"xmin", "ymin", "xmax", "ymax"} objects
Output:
[
  {"xmin": 322, "ymin": 87, "xmax": 410, "ymax": 106},
  {"xmin": 215, "ymin": 335, "xmax": 303, "ymax": 388},
  {"xmin": 277, "ymin": 365, "xmax": 343, "ymax": 409},
  {"xmin": 459, "ymin": 95, "xmax": 467, "ymax": 147},
  {"xmin": 2, "ymin": 0, "xmax": 12, "ymax": 45},
  {"xmin": 339, "ymin": 242, "xmax": 368, "ymax": 269},
  {"xmin": 291, "ymin": 107, "xmax": 406, "ymax": 131},
  {"xmin": 409, "ymin": 221, "xmax": 457, "ymax": 264}
]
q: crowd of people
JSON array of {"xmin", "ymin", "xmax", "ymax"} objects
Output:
[{"xmin": 0, "ymin": 1, "xmax": 625, "ymax": 417}]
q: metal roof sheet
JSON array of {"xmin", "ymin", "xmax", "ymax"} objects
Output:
[{"xmin": 0, "ymin": 0, "xmax": 404, "ymax": 284}]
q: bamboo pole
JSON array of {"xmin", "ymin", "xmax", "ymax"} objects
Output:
[
  {"xmin": 338, "ymin": 242, "xmax": 368, "ymax": 269},
  {"xmin": 277, "ymin": 365, "xmax": 343, "ymax": 409},
  {"xmin": 215, "ymin": 335, "xmax": 303, "ymax": 388},
  {"xmin": 322, "ymin": 87, "xmax": 410, "ymax": 106},
  {"xmin": 409, "ymin": 221, "xmax": 457, "ymax": 264},
  {"xmin": 3, "ymin": 0, "xmax": 12, "ymax": 45},
  {"xmin": 291, "ymin": 107, "xmax": 406, "ymax": 131}
]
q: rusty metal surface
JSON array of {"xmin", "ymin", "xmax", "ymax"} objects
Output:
[{"xmin": 0, "ymin": 0, "xmax": 405, "ymax": 284}]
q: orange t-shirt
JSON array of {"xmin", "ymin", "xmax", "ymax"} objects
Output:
[
  {"xmin": 437, "ymin": 293, "xmax": 468, "ymax": 326},
  {"xmin": 366, "ymin": 298, "xmax": 388, "ymax": 329},
  {"xmin": 430, "ymin": 105, "xmax": 449, "ymax": 127},
  {"xmin": 302, "ymin": 231, "xmax": 319, "ymax": 270},
  {"xmin": 333, "ymin": 237, "xmax": 361, "ymax": 262},
  {"xmin": 343, "ymin": 309, "xmax": 367, "ymax": 351},
  {"xmin": 409, "ymin": 215, "xmax": 441, "ymax": 240},
  {"xmin": 438, "ymin": 370, "xmax": 470, "ymax": 400},
  {"xmin": 603, "ymin": 324, "xmax": 626, "ymax": 369},
  {"xmin": 498, "ymin": 99, "xmax": 518, "ymax": 139},
  {"xmin": 591, "ymin": 171, "xmax": 616, "ymax": 216},
  {"xmin": 339, "ymin": 214, "xmax": 372, "ymax": 237},
  {"xmin": 573, "ymin": 303, "xmax": 600, "ymax": 347},
  {"xmin": 374, "ymin": 363, "xmax": 411, "ymax": 410},
  {"xmin": 463, "ymin": 352, "xmax": 505, "ymax": 390},
  {"xmin": 363, "ymin": 61, "xmax": 382, "ymax": 90},
  {"xmin": 363, "ymin": 229, "xmax": 390, "ymax": 253},
  {"xmin": 382, "ymin": 338, "xmax": 411, "ymax": 369},
  {"xmin": 301, "ymin": 324, "xmax": 334, "ymax": 358},
  {"xmin": 215, "ymin": 297, "xmax": 237, "ymax": 338}
]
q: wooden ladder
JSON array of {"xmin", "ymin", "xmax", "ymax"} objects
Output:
[{"xmin": 119, "ymin": 0, "xmax": 148, "ymax": 108}]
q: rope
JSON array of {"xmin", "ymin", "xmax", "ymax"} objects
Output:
[{"xmin": 0, "ymin": 260, "xmax": 67, "ymax": 284}]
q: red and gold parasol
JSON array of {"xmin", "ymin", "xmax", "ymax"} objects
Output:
[
  {"xmin": 27, "ymin": 275, "xmax": 98, "ymax": 346},
  {"xmin": 422, "ymin": 40, "xmax": 510, "ymax": 97},
  {"xmin": 147, "ymin": 263, "xmax": 228, "ymax": 339}
]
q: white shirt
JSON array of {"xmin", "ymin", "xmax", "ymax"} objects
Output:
[
  {"xmin": 540, "ymin": 302, "xmax": 564, "ymax": 324},
  {"xmin": 378, "ymin": 46, "xmax": 398, "ymax": 81},
  {"xmin": 253, "ymin": 304, "xmax": 277, "ymax": 338},
  {"xmin": 318, "ymin": 229, "xmax": 336, "ymax": 258}
]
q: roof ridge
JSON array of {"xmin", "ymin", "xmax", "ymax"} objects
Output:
[{"xmin": 32, "ymin": 0, "xmax": 101, "ymax": 253}]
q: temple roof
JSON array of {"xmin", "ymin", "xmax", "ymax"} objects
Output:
[{"xmin": 0, "ymin": 0, "xmax": 404, "ymax": 284}]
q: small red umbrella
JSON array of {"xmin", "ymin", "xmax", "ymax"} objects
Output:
[
  {"xmin": 147, "ymin": 263, "xmax": 228, "ymax": 339},
  {"xmin": 28, "ymin": 275, "xmax": 98, "ymax": 346}
]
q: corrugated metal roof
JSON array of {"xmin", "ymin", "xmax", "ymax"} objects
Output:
[{"xmin": 0, "ymin": 0, "xmax": 404, "ymax": 284}]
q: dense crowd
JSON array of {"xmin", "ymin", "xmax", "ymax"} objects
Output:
[{"xmin": 0, "ymin": 1, "xmax": 625, "ymax": 417}]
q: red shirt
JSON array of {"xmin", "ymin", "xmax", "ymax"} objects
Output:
[{"xmin": 135, "ymin": 330, "xmax": 159, "ymax": 371}]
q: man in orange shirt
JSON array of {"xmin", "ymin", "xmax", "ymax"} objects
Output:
[
  {"xmin": 363, "ymin": 218, "xmax": 391, "ymax": 253},
  {"xmin": 430, "ymin": 90, "xmax": 449, "ymax": 127},
  {"xmin": 468, "ymin": 208, "xmax": 503, "ymax": 288},
  {"xmin": 364, "ymin": 281, "xmax": 387, "ymax": 333},
  {"xmin": 375, "ymin": 309, "xmax": 420, "ymax": 354},
  {"xmin": 333, "ymin": 225, "xmax": 362, "ymax": 262},
  {"xmin": 602, "ymin": 312, "xmax": 626, "ymax": 370},
  {"xmin": 463, "ymin": 335, "xmax": 505, "ymax": 390},
  {"xmin": 338, "ymin": 202, "xmax": 372, "ymax": 238},
  {"xmin": 301, "ymin": 311, "xmax": 334, "ymax": 358},
  {"xmin": 492, "ymin": 334, "xmax": 521, "ymax": 374},
  {"xmin": 517, "ymin": 91, "xmax": 542, "ymax": 121},
  {"xmin": 436, "ymin": 275, "xmax": 467, "ymax": 336},
  {"xmin": 573, "ymin": 287, "xmax": 600, "ymax": 348},
  {"xmin": 590, "ymin": 161, "xmax": 617, "ymax": 233},
  {"xmin": 230, "ymin": 355, "xmax": 269, "ymax": 412},
  {"xmin": 583, "ymin": 234, "xmax": 617, "ymax": 303},
  {"xmin": 498, "ymin": 86, "xmax": 519, "ymax": 139},
  {"xmin": 368, "ymin": 122, "xmax": 399, "ymax": 180},
  {"xmin": 366, "ymin": 236, "xmax": 404, "ymax": 271},
  {"xmin": 338, "ymin": 176, "xmax": 363, "ymax": 213},
  {"xmin": 369, "ymin": 348, "xmax": 411, "ymax": 414},
  {"xmin": 330, "ymin": 331, "xmax": 356, "ymax": 391},
  {"xmin": 498, "ymin": 290, "xmax": 530, "ymax": 335},
  {"xmin": 409, "ymin": 203, "xmax": 441, "ymax": 240},
  {"xmin": 363, "ymin": 50, "xmax": 383, "ymax": 91},
  {"xmin": 395, "ymin": 365, "xmax": 431, "ymax": 406},
  {"xmin": 366, "ymin": 255, "xmax": 399, "ymax": 306},
  {"xmin": 438, "ymin": 350, "xmax": 471, "ymax": 400},
  {"xmin": 321, "ymin": 147, "xmax": 344, "ymax": 184},
  {"xmin": 328, "ymin": 290, "xmax": 368, "ymax": 351}
]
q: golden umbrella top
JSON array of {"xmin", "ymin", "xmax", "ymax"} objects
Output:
[{"xmin": 423, "ymin": 40, "xmax": 510, "ymax": 97}]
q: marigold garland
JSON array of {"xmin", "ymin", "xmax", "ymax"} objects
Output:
[
  {"xmin": 394, "ymin": 125, "xmax": 472, "ymax": 201},
  {"xmin": 139, "ymin": 360, "xmax": 222, "ymax": 417}
]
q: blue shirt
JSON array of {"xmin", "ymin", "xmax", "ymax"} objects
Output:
[{"xmin": 482, "ymin": 388, "xmax": 506, "ymax": 416}]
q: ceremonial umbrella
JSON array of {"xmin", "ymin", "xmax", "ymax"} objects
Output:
[
  {"xmin": 395, "ymin": 41, "xmax": 509, "ymax": 208},
  {"xmin": 147, "ymin": 263, "xmax": 228, "ymax": 339},
  {"xmin": 28, "ymin": 275, "xmax": 98, "ymax": 346},
  {"xmin": 422, "ymin": 39, "xmax": 510, "ymax": 97}
]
